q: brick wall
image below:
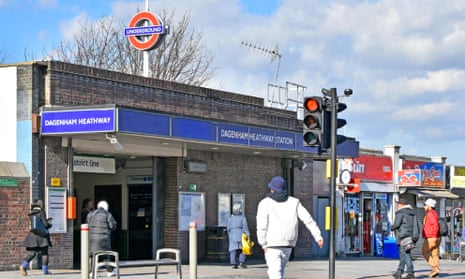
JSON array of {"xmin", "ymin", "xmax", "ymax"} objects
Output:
[
  {"xmin": 166, "ymin": 150, "xmax": 316, "ymax": 261},
  {"xmin": 0, "ymin": 178, "xmax": 30, "ymax": 270},
  {"xmin": 45, "ymin": 61, "xmax": 300, "ymax": 132},
  {"xmin": 42, "ymin": 137, "xmax": 74, "ymax": 268}
]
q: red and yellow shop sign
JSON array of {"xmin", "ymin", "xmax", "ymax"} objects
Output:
[
  {"xmin": 402, "ymin": 160, "xmax": 444, "ymax": 188},
  {"xmin": 397, "ymin": 169, "xmax": 421, "ymax": 186},
  {"xmin": 339, "ymin": 154, "xmax": 392, "ymax": 182}
]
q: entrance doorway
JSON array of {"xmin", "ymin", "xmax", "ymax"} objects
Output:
[
  {"xmin": 95, "ymin": 185, "xmax": 122, "ymax": 253},
  {"xmin": 128, "ymin": 184, "xmax": 153, "ymax": 259},
  {"xmin": 362, "ymin": 195, "xmax": 373, "ymax": 255}
]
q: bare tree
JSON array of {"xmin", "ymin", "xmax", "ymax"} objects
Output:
[{"xmin": 51, "ymin": 10, "xmax": 215, "ymax": 86}]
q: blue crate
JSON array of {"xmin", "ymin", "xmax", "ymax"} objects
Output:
[{"xmin": 383, "ymin": 237, "xmax": 399, "ymax": 259}]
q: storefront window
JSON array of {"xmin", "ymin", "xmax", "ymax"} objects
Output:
[
  {"xmin": 374, "ymin": 194, "xmax": 389, "ymax": 256},
  {"xmin": 344, "ymin": 194, "xmax": 360, "ymax": 253}
]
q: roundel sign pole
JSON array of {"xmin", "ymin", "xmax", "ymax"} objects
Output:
[{"xmin": 125, "ymin": 11, "xmax": 166, "ymax": 51}]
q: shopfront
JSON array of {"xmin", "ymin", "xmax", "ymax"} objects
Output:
[
  {"xmin": 338, "ymin": 154, "xmax": 394, "ymax": 256},
  {"xmin": 398, "ymin": 159, "xmax": 459, "ymax": 258},
  {"xmin": 448, "ymin": 165, "xmax": 465, "ymax": 259}
]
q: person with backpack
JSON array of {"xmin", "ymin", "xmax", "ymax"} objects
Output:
[
  {"xmin": 20, "ymin": 199, "xmax": 53, "ymax": 276},
  {"xmin": 422, "ymin": 198, "xmax": 440, "ymax": 278},
  {"xmin": 391, "ymin": 198, "xmax": 420, "ymax": 279}
]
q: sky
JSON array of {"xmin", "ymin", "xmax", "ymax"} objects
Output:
[{"xmin": 1, "ymin": 0, "xmax": 465, "ymax": 165}]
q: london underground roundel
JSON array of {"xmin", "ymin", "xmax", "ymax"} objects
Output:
[{"xmin": 125, "ymin": 11, "xmax": 166, "ymax": 51}]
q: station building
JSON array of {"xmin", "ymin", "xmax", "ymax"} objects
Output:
[{"xmin": 0, "ymin": 61, "xmax": 359, "ymax": 269}]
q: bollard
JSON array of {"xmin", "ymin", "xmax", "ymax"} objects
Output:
[
  {"xmin": 189, "ymin": 222, "xmax": 197, "ymax": 279},
  {"xmin": 81, "ymin": 224, "xmax": 89, "ymax": 279}
]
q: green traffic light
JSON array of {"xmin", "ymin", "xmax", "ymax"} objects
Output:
[{"xmin": 304, "ymin": 132, "xmax": 319, "ymax": 146}]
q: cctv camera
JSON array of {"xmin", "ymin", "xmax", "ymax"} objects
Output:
[
  {"xmin": 344, "ymin": 89, "xmax": 353, "ymax": 96},
  {"xmin": 110, "ymin": 138, "xmax": 118, "ymax": 144}
]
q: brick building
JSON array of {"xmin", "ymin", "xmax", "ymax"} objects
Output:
[{"xmin": 0, "ymin": 61, "xmax": 358, "ymax": 269}]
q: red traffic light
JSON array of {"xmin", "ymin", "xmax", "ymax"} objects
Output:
[{"xmin": 304, "ymin": 98, "xmax": 321, "ymax": 112}]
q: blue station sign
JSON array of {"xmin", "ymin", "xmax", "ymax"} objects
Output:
[{"xmin": 41, "ymin": 108, "xmax": 116, "ymax": 134}]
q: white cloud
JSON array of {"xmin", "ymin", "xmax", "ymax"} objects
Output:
[{"xmin": 7, "ymin": 0, "xmax": 465, "ymax": 164}]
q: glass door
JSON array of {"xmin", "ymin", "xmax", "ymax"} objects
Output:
[
  {"xmin": 128, "ymin": 184, "xmax": 153, "ymax": 259},
  {"xmin": 362, "ymin": 194, "xmax": 373, "ymax": 255},
  {"xmin": 344, "ymin": 194, "xmax": 361, "ymax": 254},
  {"xmin": 374, "ymin": 194, "xmax": 389, "ymax": 256}
]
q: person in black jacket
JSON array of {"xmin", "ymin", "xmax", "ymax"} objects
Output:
[
  {"xmin": 391, "ymin": 198, "xmax": 419, "ymax": 279},
  {"xmin": 20, "ymin": 199, "xmax": 53, "ymax": 276},
  {"xmin": 87, "ymin": 200, "xmax": 117, "ymax": 277},
  {"xmin": 81, "ymin": 198, "xmax": 94, "ymax": 224}
]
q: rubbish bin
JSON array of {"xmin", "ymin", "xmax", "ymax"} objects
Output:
[
  {"xmin": 206, "ymin": 226, "xmax": 229, "ymax": 262},
  {"xmin": 383, "ymin": 236, "xmax": 399, "ymax": 259}
]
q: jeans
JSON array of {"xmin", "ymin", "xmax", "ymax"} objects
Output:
[
  {"xmin": 397, "ymin": 244, "xmax": 414, "ymax": 274},
  {"xmin": 264, "ymin": 247, "xmax": 292, "ymax": 279},
  {"xmin": 229, "ymin": 249, "xmax": 246, "ymax": 265}
]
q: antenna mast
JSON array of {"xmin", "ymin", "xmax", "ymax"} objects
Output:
[{"xmin": 241, "ymin": 40, "xmax": 282, "ymax": 83}]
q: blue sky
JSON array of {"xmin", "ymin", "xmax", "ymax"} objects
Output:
[{"xmin": 2, "ymin": 0, "xmax": 465, "ymax": 165}]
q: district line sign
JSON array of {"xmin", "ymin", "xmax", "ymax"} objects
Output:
[{"xmin": 125, "ymin": 11, "xmax": 166, "ymax": 51}]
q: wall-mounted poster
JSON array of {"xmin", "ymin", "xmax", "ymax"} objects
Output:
[
  {"xmin": 178, "ymin": 192, "xmax": 205, "ymax": 231},
  {"xmin": 232, "ymin": 193, "xmax": 245, "ymax": 215},
  {"xmin": 46, "ymin": 187, "xmax": 67, "ymax": 233},
  {"xmin": 218, "ymin": 193, "xmax": 231, "ymax": 226}
]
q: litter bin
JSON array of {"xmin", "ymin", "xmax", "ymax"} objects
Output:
[
  {"xmin": 206, "ymin": 226, "xmax": 229, "ymax": 262},
  {"xmin": 383, "ymin": 236, "xmax": 399, "ymax": 259}
]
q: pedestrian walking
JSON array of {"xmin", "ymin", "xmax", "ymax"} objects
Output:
[
  {"xmin": 256, "ymin": 176, "xmax": 324, "ymax": 279},
  {"xmin": 20, "ymin": 199, "xmax": 53, "ymax": 276},
  {"xmin": 81, "ymin": 198, "xmax": 94, "ymax": 224},
  {"xmin": 422, "ymin": 198, "xmax": 440, "ymax": 278},
  {"xmin": 391, "ymin": 198, "xmax": 420, "ymax": 279},
  {"xmin": 227, "ymin": 202, "xmax": 250, "ymax": 269},
  {"xmin": 87, "ymin": 200, "xmax": 117, "ymax": 277}
]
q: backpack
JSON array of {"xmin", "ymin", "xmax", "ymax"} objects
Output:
[{"xmin": 439, "ymin": 218, "xmax": 448, "ymax": 237}]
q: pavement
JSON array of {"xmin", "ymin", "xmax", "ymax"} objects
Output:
[{"xmin": 2, "ymin": 257, "xmax": 465, "ymax": 279}]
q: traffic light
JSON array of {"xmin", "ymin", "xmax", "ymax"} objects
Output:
[
  {"xmin": 322, "ymin": 99, "xmax": 347, "ymax": 148},
  {"xmin": 335, "ymin": 101, "xmax": 347, "ymax": 144},
  {"xmin": 303, "ymin": 96, "xmax": 326, "ymax": 147}
]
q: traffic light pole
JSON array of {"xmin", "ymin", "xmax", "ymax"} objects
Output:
[{"xmin": 329, "ymin": 88, "xmax": 338, "ymax": 279}]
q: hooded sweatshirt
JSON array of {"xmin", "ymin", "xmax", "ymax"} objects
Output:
[
  {"xmin": 391, "ymin": 204, "xmax": 417, "ymax": 244},
  {"xmin": 256, "ymin": 191, "xmax": 322, "ymax": 248}
]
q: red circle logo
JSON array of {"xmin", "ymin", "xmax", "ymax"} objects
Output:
[{"xmin": 125, "ymin": 11, "xmax": 165, "ymax": 51}]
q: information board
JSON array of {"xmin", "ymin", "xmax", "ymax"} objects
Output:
[
  {"xmin": 46, "ymin": 187, "xmax": 67, "ymax": 233},
  {"xmin": 178, "ymin": 192, "xmax": 205, "ymax": 231}
]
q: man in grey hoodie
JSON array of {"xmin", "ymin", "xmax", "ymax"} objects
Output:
[
  {"xmin": 391, "ymin": 198, "xmax": 420, "ymax": 279},
  {"xmin": 256, "ymin": 176, "xmax": 324, "ymax": 279}
]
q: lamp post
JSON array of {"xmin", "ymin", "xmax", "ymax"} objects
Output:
[
  {"xmin": 325, "ymin": 88, "xmax": 338, "ymax": 279},
  {"xmin": 322, "ymin": 87, "xmax": 352, "ymax": 279}
]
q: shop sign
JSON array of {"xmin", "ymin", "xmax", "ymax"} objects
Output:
[
  {"xmin": 397, "ymin": 169, "xmax": 421, "ymax": 186},
  {"xmin": 339, "ymin": 154, "xmax": 392, "ymax": 182},
  {"xmin": 450, "ymin": 165, "xmax": 465, "ymax": 188},
  {"xmin": 402, "ymin": 160, "xmax": 444, "ymax": 187}
]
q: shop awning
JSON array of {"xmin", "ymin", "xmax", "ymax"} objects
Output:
[
  {"xmin": 451, "ymin": 188, "xmax": 465, "ymax": 198},
  {"xmin": 407, "ymin": 189, "xmax": 459, "ymax": 199},
  {"xmin": 360, "ymin": 182, "xmax": 396, "ymax": 192}
]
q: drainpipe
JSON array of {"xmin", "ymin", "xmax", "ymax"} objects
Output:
[
  {"xmin": 282, "ymin": 159, "xmax": 293, "ymax": 194},
  {"xmin": 384, "ymin": 145, "xmax": 400, "ymax": 230}
]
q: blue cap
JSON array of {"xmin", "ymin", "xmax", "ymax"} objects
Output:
[{"xmin": 268, "ymin": 176, "xmax": 286, "ymax": 192}]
